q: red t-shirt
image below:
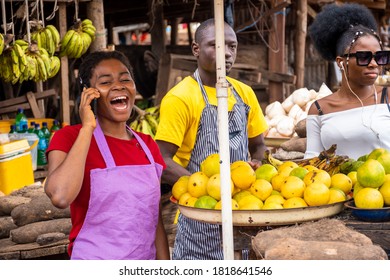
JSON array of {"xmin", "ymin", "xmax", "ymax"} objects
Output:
[{"xmin": 47, "ymin": 124, "xmax": 166, "ymax": 256}]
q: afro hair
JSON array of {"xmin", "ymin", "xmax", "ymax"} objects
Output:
[{"xmin": 308, "ymin": 3, "xmax": 378, "ymax": 61}]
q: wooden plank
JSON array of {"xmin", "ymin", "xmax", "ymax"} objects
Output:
[
  {"xmin": 0, "ymin": 89, "xmax": 57, "ymax": 109},
  {"xmin": 20, "ymin": 244, "xmax": 68, "ymax": 259},
  {"xmin": 26, "ymin": 92, "xmax": 44, "ymax": 118},
  {"xmin": 268, "ymin": 0, "xmax": 287, "ymax": 103},
  {"xmin": 59, "ymin": 3, "xmax": 70, "ymax": 125},
  {"xmin": 295, "ymin": 0, "xmax": 307, "ymax": 89}
]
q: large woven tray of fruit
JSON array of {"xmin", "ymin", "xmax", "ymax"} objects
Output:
[{"xmin": 171, "ymin": 145, "xmax": 354, "ymax": 226}]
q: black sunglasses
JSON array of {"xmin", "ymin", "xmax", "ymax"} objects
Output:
[{"xmin": 343, "ymin": 51, "xmax": 390, "ymax": 66}]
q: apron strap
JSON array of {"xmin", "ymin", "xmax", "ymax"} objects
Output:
[
  {"xmin": 194, "ymin": 69, "xmax": 211, "ymax": 105},
  {"xmin": 94, "ymin": 119, "xmax": 116, "ymax": 168},
  {"xmin": 128, "ymin": 127, "xmax": 156, "ymax": 164}
]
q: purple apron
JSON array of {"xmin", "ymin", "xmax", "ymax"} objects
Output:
[{"xmin": 71, "ymin": 120, "xmax": 162, "ymax": 260}]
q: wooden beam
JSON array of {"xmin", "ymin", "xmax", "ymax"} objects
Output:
[
  {"xmin": 58, "ymin": 3, "xmax": 70, "ymax": 125},
  {"xmin": 87, "ymin": 0, "xmax": 107, "ymax": 52},
  {"xmin": 268, "ymin": 0, "xmax": 287, "ymax": 103},
  {"xmin": 26, "ymin": 92, "xmax": 44, "ymax": 118},
  {"xmin": 295, "ymin": 0, "xmax": 307, "ymax": 89}
]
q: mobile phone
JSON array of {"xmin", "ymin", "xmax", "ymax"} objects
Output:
[{"xmin": 84, "ymin": 84, "xmax": 97, "ymax": 114}]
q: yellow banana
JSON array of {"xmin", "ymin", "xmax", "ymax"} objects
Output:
[
  {"xmin": 66, "ymin": 31, "xmax": 81, "ymax": 58},
  {"xmin": 13, "ymin": 43, "xmax": 27, "ymax": 66},
  {"xmin": 141, "ymin": 118, "xmax": 155, "ymax": 138},
  {"xmin": 44, "ymin": 27, "xmax": 55, "ymax": 56},
  {"xmin": 14, "ymin": 39, "xmax": 29, "ymax": 47},
  {"xmin": 39, "ymin": 30, "xmax": 47, "ymax": 51},
  {"xmin": 130, "ymin": 119, "xmax": 139, "ymax": 130},
  {"xmin": 35, "ymin": 55, "xmax": 48, "ymax": 81},
  {"xmin": 48, "ymin": 56, "xmax": 61, "ymax": 78},
  {"xmin": 81, "ymin": 19, "xmax": 94, "ymax": 27},
  {"xmin": 46, "ymin": 25, "xmax": 60, "ymax": 49},
  {"xmin": 145, "ymin": 113, "xmax": 159, "ymax": 134},
  {"xmin": 82, "ymin": 27, "xmax": 96, "ymax": 39},
  {"xmin": 80, "ymin": 32, "xmax": 92, "ymax": 55},
  {"xmin": 60, "ymin": 29, "xmax": 76, "ymax": 54}
]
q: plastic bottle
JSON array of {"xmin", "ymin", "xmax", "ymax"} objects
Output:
[
  {"xmin": 27, "ymin": 121, "xmax": 36, "ymax": 133},
  {"xmin": 34, "ymin": 123, "xmax": 48, "ymax": 166},
  {"xmin": 15, "ymin": 108, "xmax": 28, "ymax": 132},
  {"xmin": 9, "ymin": 124, "xmax": 17, "ymax": 134},
  {"xmin": 19, "ymin": 124, "xmax": 28, "ymax": 133},
  {"xmin": 50, "ymin": 120, "xmax": 61, "ymax": 142},
  {"xmin": 41, "ymin": 122, "xmax": 51, "ymax": 147}
]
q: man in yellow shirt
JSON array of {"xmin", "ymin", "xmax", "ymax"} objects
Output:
[{"xmin": 155, "ymin": 18, "xmax": 268, "ymax": 260}]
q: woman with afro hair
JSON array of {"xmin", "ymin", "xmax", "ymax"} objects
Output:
[{"xmin": 305, "ymin": 3, "xmax": 390, "ymax": 160}]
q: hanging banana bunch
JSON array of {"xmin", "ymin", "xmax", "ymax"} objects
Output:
[
  {"xmin": 130, "ymin": 105, "xmax": 160, "ymax": 139},
  {"xmin": 59, "ymin": 19, "xmax": 96, "ymax": 59},
  {"xmin": 0, "ymin": 40, "xmax": 60, "ymax": 84},
  {"xmin": 31, "ymin": 24, "xmax": 61, "ymax": 57}
]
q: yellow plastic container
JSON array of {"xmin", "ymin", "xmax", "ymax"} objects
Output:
[
  {"xmin": 0, "ymin": 139, "xmax": 34, "ymax": 195},
  {"xmin": 0, "ymin": 118, "xmax": 55, "ymax": 133}
]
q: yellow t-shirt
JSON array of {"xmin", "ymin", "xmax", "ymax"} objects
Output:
[{"xmin": 155, "ymin": 76, "xmax": 268, "ymax": 168}]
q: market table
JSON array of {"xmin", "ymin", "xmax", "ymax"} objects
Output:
[
  {"xmin": 0, "ymin": 237, "xmax": 69, "ymax": 260},
  {"xmin": 230, "ymin": 208, "xmax": 390, "ymax": 259}
]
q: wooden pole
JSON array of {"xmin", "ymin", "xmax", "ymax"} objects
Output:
[
  {"xmin": 148, "ymin": 0, "xmax": 166, "ymax": 62},
  {"xmin": 58, "ymin": 3, "xmax": 70, "ymax": 125},
  {"xmin": 86, "ymin": 0, "xmax": 106, "ymax": 52},
  {"xmin": 214, "ymin": 0, "xmax": 234, "ymax": 260},
  {"xmin": 268, "ymin": 0, "xmax": 286, "ymax": 103},
  {"xmin": 295, "ymin": 0, "xmax": 307, "ymax": 89}
]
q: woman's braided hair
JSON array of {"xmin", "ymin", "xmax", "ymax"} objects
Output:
[{"xmin": 308, "ymin": 3, "xmax": 380, "ymax": 61}]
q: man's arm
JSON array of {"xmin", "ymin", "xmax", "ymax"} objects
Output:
[
  {"xmin": 248, "ymin": 133, "xmax": 268, "ymax": 169},
  {"xmin": 156, "ymin": 140, "xmax": 191, "ymax": 186}
]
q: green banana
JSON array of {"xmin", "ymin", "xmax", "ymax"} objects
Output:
[
  {"xmin": 80, "ymin": 32, "xmax": 92, "ymax": 55},
  {"xmin": 48, "ymin": 56, "xmax": 61, "ymax": 78},
  {"xmin": 46, "ymin": 25, "xmax": 60, "ymax": 48},
  {"xmin": 44, "ymin": 27, "xmax": 55, "ymax": 56},
  {"xmin": 60, "ymin": 29, "xmax": 76, "ymax": 53},
  {"xmin": 145, "ymin": 114, "xmax": 159, "ymax": 134},
  {"xmin": 66, "ymin": 31, "xmax": 81, "ymax": 58}
]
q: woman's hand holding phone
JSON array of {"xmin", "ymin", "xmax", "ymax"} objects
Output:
[{"xmin": 80, "ymin": 86, "xmax": 100, "ymax": 129}]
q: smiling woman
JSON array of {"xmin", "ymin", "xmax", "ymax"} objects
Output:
[
  {"xmin": 43, "ymin": 50, "xmax": 170, "ymax": 260},
  {"xmin": 304, "ymin": 3, "xmax": 390, "ymax": 160}
]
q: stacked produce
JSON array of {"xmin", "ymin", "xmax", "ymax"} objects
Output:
[
  {"xmin": 339, "ymin": 148, "xmax": 390, "ymax": 209},
  {"xmin": 129, "ymin": 105, "xmax": 160, "ymax": 138},
  {"xmin": 172, "ymin": 146, "xmax": 354, "ymax": 211},
  {"xmin": 264, "ymin": 83, "xmax": 332, "ymax": 138},
  {"xmin": 0, "ymin": 34, "xmax": 61, "ymax": 84},
  {"xmin": 375, "ymin": 71, "xmax": 390, "ymax": 86},
  {"xmin": 0, "ymin": 184, "xmax": 70, "ymax": 246},
  {"xmin": 31, "ymin": 25, "xmax": 61, "ymax": 57},
  {"xmin": 60, "ymin": 19, "xmax": 96, "ymax": 59}
]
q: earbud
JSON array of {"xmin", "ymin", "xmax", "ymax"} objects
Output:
[{"xmin": 340, "ymin": 61, "xmax": 344, "ymax": 71}]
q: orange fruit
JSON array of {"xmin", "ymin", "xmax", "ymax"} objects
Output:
[
  {"xmin": 379, "ymin": 181, "xmax": 390, "ymax": 206},
  {"xmin": 330, "ymin": 173, "xmax": 353, "ymax": 194},
  {"xmin": 255, "ymin": 164, "xmax": 278, "ymax": 182},
  {"xmin": 200, "ymin": 153, "xmax": 220, "ymax": 177},
  {"xmin": 303, "ymin": 169, "xmax": 331, "ymax": 188},
  {"xmin": 281, "ymin": 176, "xmax": 305, "ymax": 199},
  {"xmin": 249, "ymin": 179, "xmax": 273, "ymax": 201},
  {"xmin": 328, "ymin": 187, "xmax": 347, "ymax": 204},
  {"xmin": 206, "ymin": 173, "xmax": 234, "ymax": 201},
  {"xmin": 230, "ymin": 161, "xmax": 256, "ymax": 190},
  {"xmin": 283, "ymin": 197, "xmax": 308, "ymax": 208},
  {"xmin": 356, "ymin": 159, "xmax": 385, "ymax": 188},
  {"xmin": 354, "ymin": 187, "xmax": 384, "ymax": 209},
  {"xmin": 187, "ymin": 171, "xmax": 209, "ymax": 198},
  {"xmin": 304, "ymin": 182, "xmax": 330, "ymax": 206},
  {"xmin": 172, "ymin": 175, "xmax": 189, "ymax": 200}
]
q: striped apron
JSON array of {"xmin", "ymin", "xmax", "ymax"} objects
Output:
[{"xmin": 172, "ymin": 69, "xmax": 250, "ymax": 260}]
